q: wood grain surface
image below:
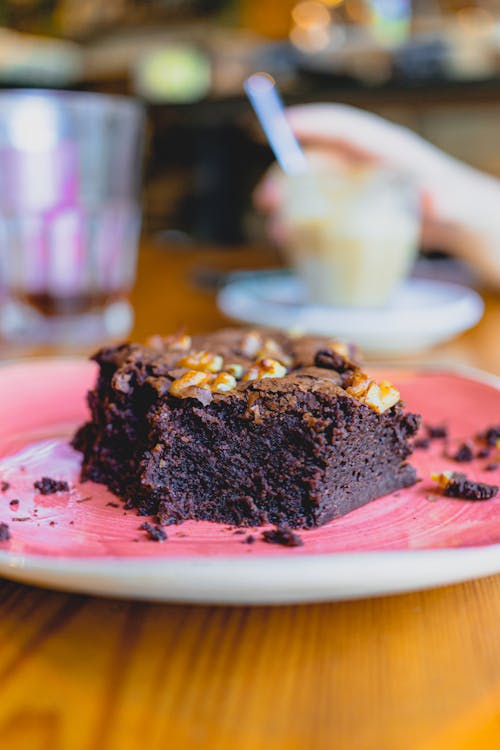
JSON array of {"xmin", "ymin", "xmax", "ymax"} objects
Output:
[{"xmin": 1, "ymin": 240, "xmax": 500, "ymax": 750}]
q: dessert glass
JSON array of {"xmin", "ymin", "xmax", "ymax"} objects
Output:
[{"xmin": 279, "ymin": 165, "xmax": 420, "ymax": 307}]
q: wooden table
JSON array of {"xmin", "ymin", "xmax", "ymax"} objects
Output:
[{"xmin": 1, "ymin": 241, "xmax": 500, "ymax": 750}]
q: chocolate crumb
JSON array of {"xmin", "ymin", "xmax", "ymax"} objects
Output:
[
  {"xmin": 49, "ymin": 521, "xmax": 57, "ymax": 526},
  {"xmin": 11, "ymin": 516, "xmax": 31, "ymax": 522},
  {"xmin": 485, "ymin": 463, "xmax": 499, "ymax": 472},
  {"xmin": 414, "ymin": 437, "xmax": 430, "ymax": 449},
  {"xmin": 69, "ymin": 521, "xmax": 75, "ymax": 525},
  {"xmin": 9, "ymin": 499, "xmax": 19, "ymax": 508},
  {"xmin": 262, "ymin": 526, "xmax": 304, "ymax": 547},
  {"xmin": 443, "ymin": 473, "xmax": 498, "ymax": 501},
  {"xmin": 243, "ymin": 534, "xmax": 255, "ymax": 544},
  {"xmin": 478, "ymin": 425, "xmax": 500, "ymax": 447},
  {"xmin": 451, "ymin": 443, "xmax": 474, "ymax": 463},
  {"xmin": 34, "ymin": 477, "xmax": 70, "ymax": 495},
  {"xmin": 76, "ymin": 496, "xmax": 92, "ymax": 503},
  {"xmin": 0, "ymin": 523, "xmax": 10, "ymax": 541},
  {"xmin": 477, "ymin": 448, "xmax": 491, "ymax": 459},
  {"xmin": 106, "ymin": 501, "xmax": 120, "ymax": 508},
  {"xmin": 140, "ymin": 522, "xmax": 167, "ymax": 542},
  {"xmin": 233, "ymin": 529, "xmax": 245, "ymax": 535},
  {"xmin": 426, "ymin": 424, "xmax": 448, "ymax": 439},
  {"xmin": 0, "ymin": 481, "xmax": 10, "ymax": 492},
  {"xmin": 162, "ymin": 516, "xmax": 183, "ymax": 526}
]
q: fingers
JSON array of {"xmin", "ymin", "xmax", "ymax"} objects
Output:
[
  {"xmin": 286, "ymin": 104, "xmax": 383, "ymax": 161},
  {"xmin": 286, "ymin": 103, "xmax": 445, "ymax": 182},
  {"xmin": 254, "ymin": 147, "xmax": 353, "ymax": 214},
  {"xmin": 253, "ymin": 162, "xmax": 283, "ymax": 213}
]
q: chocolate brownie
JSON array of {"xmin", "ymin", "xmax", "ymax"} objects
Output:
[
  {"xmin": 72, "ymin": 328, "xmax": 420, "ymax": 528},
  {"xmin": 433, "ymin": 472, "xmax": 498, "ymax": 501},
  {"xmin": 262, "ymin": 526, "xmax": 304, "ymax": 547},
  {"xmin": 0, "ymin": 523, "xmax": 10, "ymax": 542},
  {"xmin": 33, "ymin": 477, "xmax": 70, "ymax": 495}
]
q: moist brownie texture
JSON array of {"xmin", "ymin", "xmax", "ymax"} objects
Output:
[{"xmin": 72, "ymin": 328, "xmax": 420, "ymax": 528}]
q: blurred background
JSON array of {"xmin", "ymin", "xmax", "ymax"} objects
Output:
[{"xmin": 1, "ymin": 0, "xmax": 499, "ymax": 245}]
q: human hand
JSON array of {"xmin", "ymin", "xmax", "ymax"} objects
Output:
[{"xmin": 254, "ymin": 104, "xmax": 500, "ymax": 287}]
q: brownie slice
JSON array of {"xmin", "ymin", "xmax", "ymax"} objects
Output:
[{"xmin": 72, "ymin": 328, "xmax": 420, "ymax": 528}]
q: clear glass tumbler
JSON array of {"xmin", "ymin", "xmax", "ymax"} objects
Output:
[{"xmin": 0, "ymin": 90, "xmax": 144, "ymax": 349}]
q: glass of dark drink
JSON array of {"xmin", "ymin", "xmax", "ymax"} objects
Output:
[{"xmin": 0, "ymin": 90, "xmax": 144, "ymax": 349}]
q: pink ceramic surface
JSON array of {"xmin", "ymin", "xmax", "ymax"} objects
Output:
[{"xmin": 0, "ymin": 359, "xmax": 499, "ymax": 563}]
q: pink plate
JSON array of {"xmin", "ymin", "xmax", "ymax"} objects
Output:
[{"xmin": 0, "ymin": 358, "xmax": 499, "ymax": 603}]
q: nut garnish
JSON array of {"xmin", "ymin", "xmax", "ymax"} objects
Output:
[
  {"xmin": 240, "ymin": 331, "xmax": 262, "ymax": 358},
  {"xmin": 329, "ymin": 341, "xmax": 350, "ymax": 359},
  {"xmin": 345, "ymin": 372, "xmax": 370, "ymax": 399},
  {"xmin": 170, "ymin": 370, "xmax": 211, "ymax": 397},
  {"xmin": 346, "ymin": 373, "xmax": 400, "ymax": 414},
  {"xmin": 211, "ymin": 372, "xmax": 237, "ymax": 393},
  {"xmin": 256, "ymin": 338, "xmax": 292, "ymax": 367},
  {"xmin": 176, "ymin": 350, "xmax": 223, "ymax": 373},
  {"xmin": 243, "ymin": 358, "xmax": 287, "ymax": 382},
  {"xmin": 147, "ymin": 333, "xmax": 192, "ymax": 352},
  {"xmin": 225, "ymin": 363, "xmax": 244, "ymax": 379},
  {"xmin": 431, "ymin": 471, "xmax": 453, "ymax": 490},
  {"xmin": 170, "ymin": 369, "xmax": 238, "ymax": 398}
]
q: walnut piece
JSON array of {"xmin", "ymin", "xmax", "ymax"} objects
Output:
[
  {"xmin": 225, "ymin": 363, "xmax": 244, "ymax": 379},
  {"xmin": 176, "ymin": 350, "xmax": 223, "ymax": 373},
  {"xmin": 240, "ymin": 330, "xmax": 262, "ymax": 357},
  {"xmin": 328, "ymin": 339, "xmax": 360, "ymax": 363},
  {"xmin": 346, "ymin": 372, "xmax": 400, "ymax": 414},
  {"xmin": 431, "ymin": 471, "xmax": 453, "ymax": 490},
  {"xmin": 170, "ymin": 370, "xmax": 211, "ymax": 397},
  {"xmin": 243, "ymin": 358, "xmax": 287, "ymax": 382},
  {"xmin": 147, "ymin": 333, "xmax": 192, "ymax": 352},
  {"xmin": 256, "ymin": 338, "xmax": 292, "ymax": 367},
  {"xmin": 170, "ymin": 369, "xmax": 237, "ymax": 398},
  {"xmin": 329, "ymin": 340, "xmax": 350, "ymax": 359},
  {"xmin": 211, "ymin": 372, "xmax": 237, "ymax": 393}
]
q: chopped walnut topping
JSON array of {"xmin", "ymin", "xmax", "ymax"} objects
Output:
[
  {"xmin": 170, "ymin": 370, "xmax": 211, "ymax": 397},
  {"xmin": 346, "ymin": 373, "xmax": 400, "ymax": 414},
  {"xmin": 211, "ymin": 372, "xmax": 237, "ymax": 393},
  {"xmin": 431, "ymin": 471, "xmax": 453, "ymax": 490},
  {"xmin": 256, "ymin": 338, "xmax": 292, "ymax": 367},
  {"xmin": 170, "ymin": 369, "xmax": 238, "ymax": 398},
  {"xmin": 243, "ymin": 358, "xmax": 288, "ymax": 382},
  {"xmin": 329, "ymin": 340, "xmax": 350, "ymax": 359},
  {"xmin": 176, "ymin": 350, "xmax": 223, "ymax": 373},
  {"xmin": 327, "ymin": 339, "xmax": 360, "ymax": 362},
  {"xmin": 240, "ymin": 331, "xmax": 263, "ymax": 358},
  {"xmin": 345, "ymin": 371, "xmax": 370, "ymax": 398},
  {"xmin": 225, "ymin": 363, "xmax": 244, "ymax": 379},
  {"xmin": 147, "ymin": 333, "xmax": 192, "ymax": 352}
]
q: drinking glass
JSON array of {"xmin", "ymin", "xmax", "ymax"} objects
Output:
[
  {"xmin": 280, "ymin": 165, "xmax": 420, "ymax": 307},
  {"xmin": 0, "ymin": 90, "xmax": 144, "ymax": 348}
]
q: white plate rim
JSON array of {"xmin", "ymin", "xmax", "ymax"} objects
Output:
[
  {"xmin": 0, "ymin": 359, "xmax": 499, "ymax": 604},
  {"xmin": 217, "ymin": 273, "xmax": 484, "ymax": 347}
]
